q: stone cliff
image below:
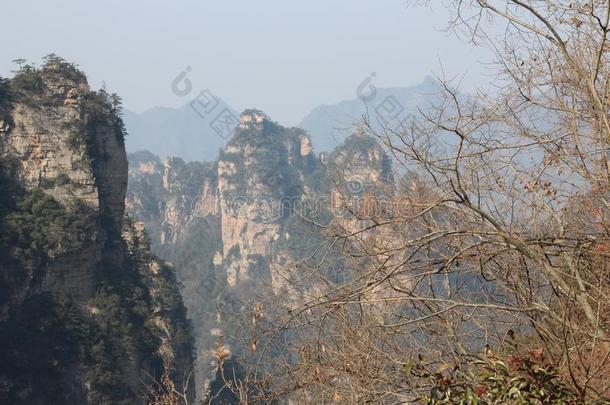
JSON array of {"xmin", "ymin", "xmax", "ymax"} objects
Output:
[{"xmin": 0, "ymin": 56, "xmax": 194, "ymax": 404}]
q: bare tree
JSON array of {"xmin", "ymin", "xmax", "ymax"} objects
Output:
[
  {"xmin": 145, "ymin": 366, "xmax": 194, "ymax": 405},
  {"xmin": 259, "ymin": 1, "xmax": 610, "ymax": 403}
]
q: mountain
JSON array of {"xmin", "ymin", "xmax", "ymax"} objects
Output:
[
  {"xmin": 127, "ymin": 110, "xmax": 322, "ymax": 394},
  {"xmin": 298, "ymin": 76, "xmax": 442, "ymax": 152},
  {"xmin": 124, "ymin": 97, "xmax": 239, "ymax": 162},
  {"xmin": 124, "ymin": 77, "xmax": 441, "ymax": 163},
  {"xmin": 0, "ymin": 56, "xmax": 194, "ymax": 404},
  {"xmin": 126, "ymin": 109, "xmax": 394, "ymax": 397}
]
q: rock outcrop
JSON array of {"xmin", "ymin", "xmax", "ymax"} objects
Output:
[
  {"xmin": 0, "ymin": 56, "xmax": 194, "ymax": 404},
  {"xmin": 216, "ymin": 109, "xmax": 318, "ymax": 289}
]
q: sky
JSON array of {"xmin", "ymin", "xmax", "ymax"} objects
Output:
[{"xmin": 0, "ymin": 0, "xmax": 492, "ymax": 126}]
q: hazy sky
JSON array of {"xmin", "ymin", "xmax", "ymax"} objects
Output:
[{"xmin": 0, "ymin": 0, "xmax": 491, "ymax": 125}]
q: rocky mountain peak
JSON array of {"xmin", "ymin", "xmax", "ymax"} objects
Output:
[
  {"xmin": 40, "ymin": 58, "xmax": 90, "ymax": 104},
  {"xmin": 1, "ymin": 57, "xmax": 128, "ymax": 237},
  {"xmin": 329, "ymin": 132, "xmax": 394, "ymax": 187},
  {"xmin": 238, "ymin": 108, "xmax": 268, "ymax": 129}
]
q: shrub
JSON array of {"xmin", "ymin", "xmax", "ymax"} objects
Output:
[
  {"xmin": 0, "ymin": 187, "xmax": 94, "ymax": 267},
  {"xmin": 0, "ymin": 77, "xmax": 10, "ymax": 106},
  {"xmin": 55, "ymin": 173, "xmax": 71, "ymax": 187},
  {"xmin": 10, "ymin": 65, "xmax": 45, "ymax": 96},
  {"xmin": 423, "ymin": 351, "xmax": 608, "ymax": 404},
  {"xmin": 41, "ymin": 54, "xmax": 87, "ymax": 83},
  {"xmin": 82, "ymin": 90, "xmax": 126, "ymax": 145}
]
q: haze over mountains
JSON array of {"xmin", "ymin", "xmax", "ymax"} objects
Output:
[
  {"xmin": 299, "ymin": 76, "xmax": 441, "ymax": 151},
  {"xmin": 123, "ymin": 96, "xmax": 239, "ymax": 163},
  {"xmin": 124, "ymin": 77, "xmax": 442, "ymax": 161}
]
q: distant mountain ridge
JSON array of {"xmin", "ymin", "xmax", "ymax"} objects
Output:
[
  {"xmin": 124, "ymin": 97, "xmax": 239, "ymax": 162},
  {"xmin": 123, "ymin": 77, "xmax": 442, "ymax": 161},
  {"xmin": 299, "ymin": 76, "xmax": 441, "ymax": 152}
]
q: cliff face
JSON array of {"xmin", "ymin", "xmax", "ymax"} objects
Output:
[
  {"xmin": 0, "ymin": 57, "xmax": 194, "ymax": 404},
  {"xmin": 216, "ymin": 110, "xmax": 318, "ymax": 290},
  {"xmin": 0, "ymin": 60, "xmax": 127, "ymax": 309},
  {"xmin": 127, "ymin": 110, "xmax": 322, "ymax": 295},
  {"xmin": 126, "ymin": 109, "xmax": 393, "ymax": 393}
]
